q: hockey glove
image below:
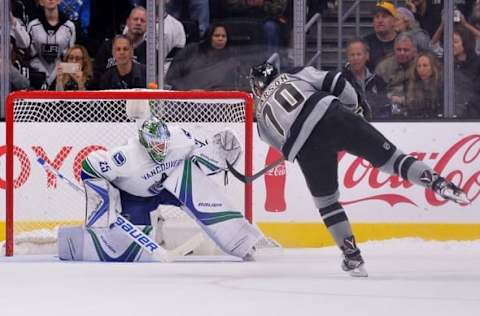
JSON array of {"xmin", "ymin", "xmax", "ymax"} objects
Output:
[
  {"xmin": 192, "ymin": 129, "xmax": 243, "ymax": 175},
  {"xmin": 212, "ymin": 129, "xmax": 242, "ymax": 168}
]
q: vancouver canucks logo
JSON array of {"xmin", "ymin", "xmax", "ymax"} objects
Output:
[{"xmin": 113, "ymin": 151, "xmax": 126, "ymax": 166}]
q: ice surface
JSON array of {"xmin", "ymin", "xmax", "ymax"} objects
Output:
[{"xmin": 1, "ymin": 238, "xmax": 479, "ymax": 316}]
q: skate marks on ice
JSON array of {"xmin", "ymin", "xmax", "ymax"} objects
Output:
[{"xmin": 1, "ymin": 239, "xmax": 479, "ymax": 316}]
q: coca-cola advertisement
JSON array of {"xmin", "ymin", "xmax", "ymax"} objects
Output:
[
  {"xmin": 264, "ymin": 146, "xmax": 286, "ymax": 212},
  {"xmin": 253, "ymin": 123, "xmax": 480, "ymax": 223}
]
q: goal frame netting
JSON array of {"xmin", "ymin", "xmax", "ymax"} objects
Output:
[{"xmin": 4, "ymin": 90, "xmax": 254, "ymax": 256}]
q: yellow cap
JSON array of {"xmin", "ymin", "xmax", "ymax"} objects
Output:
[{"xmin": 376, "ymin": 1, "xmax": 397, "ymax": 17}]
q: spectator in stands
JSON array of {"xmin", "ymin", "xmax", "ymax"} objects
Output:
[
  {"xmin": 405, "ymin": 0, "xmax": 442, "ymax": 38},
  {"xmin": 451, "ymin": 27, "xmax": 480, "ymax": 117},
  {"xmin": 363, "ymin": 1, "xmax": 398, "ymax": 71},
  {"xmin": 11, "ymin": 0, "xmax": 42, "ymax": 25},
  {"xmin": 224, "ymin": 0, "xmax": 288, "ymax": 57},
  {"xmin": 9, "ymin": 64, "xmax": 30, "ymax": 91},
  {"xmin": 13, "ymin": 0, "xmax": 76, "ymax": 89},
  {"xmin": 394, "ymin": 7, "xmax": 431, "ymax": 53},
  {"xmin": 405, "ymin": 52, "xmax": 443, "ymax": 118},
  {"xmin": 87, "ymin": 0, "xmax": 133, "ymax": 55},
  {"xmin": 54, "ymin": 44, "xmax": 93, "ymax": 91},
  {"xmin": 375, "ymin": 32, "xmax": 418, "ymax": 116},
  {"xmin": 93, "ymin": 6, "xmax": 146, "ymax": 89},
  {"xmin": 159, "ymin": 12, "xmax": 187, "ymax": 74},
  {"xmin": 342, "ymin": 38, "xmax": 390, "ymax": 119},
  {"xmin": 165, "ymin": 23, "xmax": 242, "ymax": 90},
  {"xmin": 122, "ymin": 10, "xmax": 186, "ymax": 75},
  {"xmin": 99, "ymin": 35, "xmax": 147, "ymax": 89},
  {"xmin": 10, "ymin": 11, "xmax": 29, "ymax": 52},
  {"xmin": 9, "ymin": 36, "xmax": 30, "ymax": 91},
  {"xmin": 167, "ymin": 0, "xmax": 210, "ymax": 38},
  {"xmin": 406, "ymin": 0, "xmax": 476, "ymax": 38},
  {"xmin": 463, "ymin": 2, "xmax": 480, "ymax": 55}
]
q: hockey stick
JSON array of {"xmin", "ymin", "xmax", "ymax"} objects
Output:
[
  {"xmin": 226, "ymin": 158, "xmax": 284, "ymax": 183},
  {"xmin": 36, "ymin": 157, "xmax": 203, "ymax": 262}
]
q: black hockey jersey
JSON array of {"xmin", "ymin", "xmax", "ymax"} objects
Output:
[{"xmin": 255, "ymin": 66, "xmax": 358, "ymax": 161}]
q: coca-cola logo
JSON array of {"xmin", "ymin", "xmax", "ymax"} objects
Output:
[
  {"xmin": 338, "ymin": 135, "xmax": 480, "ymax": 207},
  {"xmin": 265, "ymin": 162, "xmax": 286, "ymax": 176}
]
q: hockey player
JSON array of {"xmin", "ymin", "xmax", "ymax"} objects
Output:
[
  {"xmin": 75, "ymin": 116, "xmax": 264, "ymax": 261},
  {"xmin": 249, "ymin": 59, "xmax": 470, "ymax": 277}
]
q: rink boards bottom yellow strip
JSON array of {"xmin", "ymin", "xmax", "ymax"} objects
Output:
[
  {"xmin": 0, "ymin": 221, "xmax": 83, "ymax": 242},
  {"xmin": 256, "ymin": 222, "xmax": 480, "ymax": 247},
  {"xmin": 1, "ymin": 221, "xmax": 480, "ymax": 247}
]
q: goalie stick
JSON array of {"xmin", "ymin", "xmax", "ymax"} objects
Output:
[
  {"xmin": 226, "ymin": 158, "xmax": 284, "ymax": 183},
  {"xmin": 36, "ymin": 157, "xmax": 203, "ymax": 262}
]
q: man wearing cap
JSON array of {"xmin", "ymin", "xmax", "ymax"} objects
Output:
[{"xmin": 363, "ymin": 1, "xmax": 398, "ymax": 71}]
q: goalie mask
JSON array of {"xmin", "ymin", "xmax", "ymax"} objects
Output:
[
  {"xmin": 138, "ymin": 117, "xmax": 170, "ymax": 163},
  {"xmin": 249, "ymin": 61, "xmax": 278, "ymax": 98}
]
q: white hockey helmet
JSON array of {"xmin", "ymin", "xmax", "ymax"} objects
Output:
[{"xmin": 138, "ymin": 116, "xmax": 170, "ymax": 163}]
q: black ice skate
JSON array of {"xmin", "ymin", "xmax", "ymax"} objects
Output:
[
  {"xmin": 432, "ymin": 176, "xmax": 470, "ymax": 205},
  {"xmin": 341, "ymin": 236, "xmax": 368, "ymax": 277}
]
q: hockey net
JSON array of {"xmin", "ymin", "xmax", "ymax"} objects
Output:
[{"xmin": 2, "ymin": 90, "xmax": 254, "ymax": 256}]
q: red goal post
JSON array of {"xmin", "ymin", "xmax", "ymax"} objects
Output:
[{"xmin": 4, "ymin": 90, "xmax": 254, "ymax": 256}]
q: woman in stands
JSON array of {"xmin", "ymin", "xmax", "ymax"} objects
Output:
[
  {"xmin": 55, "ymin": 44, "xmax": 93, "ymax": 91},
  {"xmin": 451, "ymin": 27, "xmax": 480, "ymax": 118},
  {"xmin": 165, "ymin": 22, "xmax": 242, "ymax": 91},
  {"xmin": 405, "ymin": 52, "xmax": 443, "ymax": 118}
]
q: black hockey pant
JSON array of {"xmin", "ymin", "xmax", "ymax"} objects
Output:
[{"xmin": 296, "ymin": 100, "xmax": 397, "ymax": 197}]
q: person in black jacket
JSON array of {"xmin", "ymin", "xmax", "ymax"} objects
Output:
[
  {"xmin": 99, "ymin": 35, "xmax": 146, "ymax": 89},
  {"xmin": 165, "ymin": 22, "xmax": 241, "ymax": 91},
  {"xmin": 93, "ymin": 6, "xmax": 147, "ymax": 89},
  {"xmin": 452, "ymin": 27, "xmax": 480, "ymax": 118},
  {"xmin": 342, "ymin": 38, "xmax": 390, "ymax": 119}
]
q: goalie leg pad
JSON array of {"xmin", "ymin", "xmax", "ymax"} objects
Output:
[
  {"xmin": 208, "ymin": 218, "xmax": 263, "ymax": 259},
  {"xmin": 58, "ymin": 225, "xmax": 156, "ymax": 262},
  {"xmin": 84, "ymin": 178, "xmax": 122, "ymax": 228},
  {"xmin": 163, "ymin": 160, "xmax": 264, "ymax": 259}
]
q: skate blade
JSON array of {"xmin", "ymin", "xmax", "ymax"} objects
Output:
[
  {"xmin": 348, "ymin": 264, "xmax": 368, "ymax": 277},
  {"xmin": 443, "ymin": 191, "xmax": 470, "ymax": 205}
]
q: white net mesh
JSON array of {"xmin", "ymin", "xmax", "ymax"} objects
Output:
[{"xmin": 4, "ymin": 90, "xmax": 252, "ymax": 255}]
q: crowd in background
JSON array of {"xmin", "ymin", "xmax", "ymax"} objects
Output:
[
  {"xmin": 6, "ymin": 0, "xmax": 480, "ymax": 120},
  {"xmin": 353, "ymin": 0, "xmax": 480, "ymax": 119}
]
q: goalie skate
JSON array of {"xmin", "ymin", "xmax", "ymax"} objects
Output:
[
  {"xmin": 432, "ymin": 177, "xmax": 470, "ymax": 205},
  {"xmin": 340, "ymin": 236, "xmax": 368, "ymax": 277}
]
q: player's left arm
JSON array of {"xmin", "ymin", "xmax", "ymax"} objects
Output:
[{"xmin": 191, "ymin": 129, "xmax": 242, "ymax": 176}]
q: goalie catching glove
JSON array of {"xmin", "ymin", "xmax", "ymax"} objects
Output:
[{"xmin": 193, "ymin": 129, "xmax": 242, "ymax": 175}]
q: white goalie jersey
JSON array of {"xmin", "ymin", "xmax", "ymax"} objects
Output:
[{"xmin": 81, "ymin": 126, "xmax": 242, "ymax": 197}]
